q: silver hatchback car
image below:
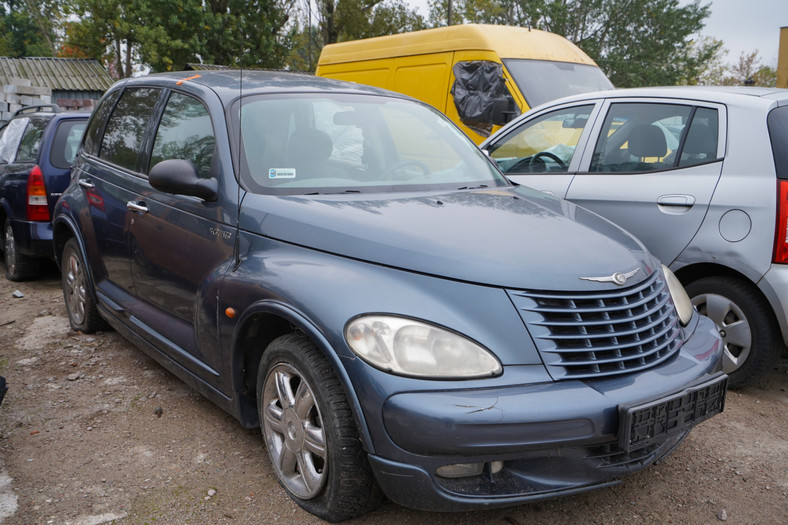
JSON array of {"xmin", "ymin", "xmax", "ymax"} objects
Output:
[{"xmin": 482, "ymin": 86, "xmax": 788, "ymax": 387}]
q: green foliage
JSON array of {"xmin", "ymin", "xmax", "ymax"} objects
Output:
[
  {"xmin": 0, "ymin": 0, "xmax": 71, "ymax": 57},
  {"xmin": 287, "ymin": 0, "xmax": 425, "ymax": 71},
  {"xmin": 427, "ymin": 0, "xmax": 719, "ymax": 87}
]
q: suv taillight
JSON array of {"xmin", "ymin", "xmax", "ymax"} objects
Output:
[
  {"xmin": 26, "ymin": 165, "xmax": 50, "ymax": 221},
  {"xmin": 773, "ymin": 180, "xmax": 788, "ymax": 263}
]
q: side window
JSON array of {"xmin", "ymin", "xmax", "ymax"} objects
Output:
[
  {"xmin": 0, "ymin": 118, "xmax": 29, "ymax": 163},
  {"xmin": 590, "ymin": 103, "xmax": 693, "ymax": 172},
  {"xmin": 15, "ymin": 119, "xmax": 47, "ymax": 162},
  {"xmin": 99, "ymin": 88, "xmax": 161, "ymax": 171},
  {"xmin": 51, "ymin": 120, "xmax": 88, "ymax": 169},
  {"xmin": 83, "ymin": 90, "xmax": 120, "ymax": 156},
  {"xmin": 487, "ymin": 104, "xmax": 594, "ymax": 174},
  {"xmin": 678, "ymin": 107, "xmax": 719, "ymax": 167},
  {"xmin": 149, "ymin": 92, "xmax": 215, "ymax": 178}
]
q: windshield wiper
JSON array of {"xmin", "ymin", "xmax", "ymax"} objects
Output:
[{"xmin": 457, "ymin": 184, "xmax": 489, "ymax": 190}]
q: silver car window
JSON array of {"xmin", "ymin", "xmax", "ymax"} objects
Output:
[{"xmin": 487, "ymin": 104, "xmax": 594, "ymax": 174}]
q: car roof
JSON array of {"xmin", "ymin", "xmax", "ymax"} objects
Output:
[
  {"xmin": 114, "ymin": 70, "xmax": 410, "ymax": 105},
  {"xmin": 530, "ymin": 85, "xmax": 788, "ymax": 109}
]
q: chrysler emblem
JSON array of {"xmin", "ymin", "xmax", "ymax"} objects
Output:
[{"xmin": 580, "ymin": 267, "xmax": 640, "ymax": 286}]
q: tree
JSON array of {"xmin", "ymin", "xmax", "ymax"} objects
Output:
[
  {"xmin": 0, "ymin": 0, "xmax": 71, "ymax": 57},
  {"xmin": 63, "ymin": 0, "xmax": 295, "ymax": 77},
  {"xmin": 287, "ymin": 0, "xmax": 425, "ymax": 71},
  {"xmin": 427, "ymin": 0, "xmax": 718, "ymax": 87}
]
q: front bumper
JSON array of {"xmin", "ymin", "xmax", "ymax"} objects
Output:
[{"xmin": 369, "ymin": 315, "xmax": 724, "ymax": 512}]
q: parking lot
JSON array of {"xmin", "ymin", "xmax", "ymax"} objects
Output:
[{"xmin": 1, "ymin": 266, "xmax": 786, "ymax": 524}]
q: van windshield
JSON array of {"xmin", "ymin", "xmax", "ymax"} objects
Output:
[
  {"xmin": 504, "ymin": 59, "xmax": 613, "ymax": 108},
  {"xmin": 235, "ymin": 93, "xmax": 508, "ymax": 195}
]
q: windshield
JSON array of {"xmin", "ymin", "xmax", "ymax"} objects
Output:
[
  {"xmin": 235, "ymin": 93, "xmax": 508, "ymax": 195},
  {"xmin": 504, "ymin": 59, "xmax": 613, "ymax": 108}
]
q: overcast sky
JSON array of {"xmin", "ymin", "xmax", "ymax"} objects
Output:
[{"xmin": 406, "ymin": 0, "xmax": 785, "ymax": 66}]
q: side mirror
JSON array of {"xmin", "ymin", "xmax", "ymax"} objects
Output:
[
  {"xmin": 149, "ymin": 159, "xmax": 218, "ymax": 202},
  {"xmin": 490, "ymin": 97, "xmax": 516, "ymax": 126}
]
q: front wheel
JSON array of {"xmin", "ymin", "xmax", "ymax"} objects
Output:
[
  {"xmin": 257, "ymin": 334, "xmax": 380, "ymax": 521},
  {"xmin": 686, "ymin": 276, "xmax": 782, "ymax": 388}
]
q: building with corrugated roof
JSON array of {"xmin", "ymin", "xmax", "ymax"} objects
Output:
[{"xmin": 0, "ymin": 57, "xmax": 114, "ymax": 120}]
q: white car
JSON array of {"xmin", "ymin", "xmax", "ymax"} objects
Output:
[{"xmin": 482, "ymin": 86, "xmax": 788, "ymax": 387}]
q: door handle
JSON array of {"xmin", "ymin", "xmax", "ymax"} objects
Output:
[
  {"xmin": 127, "ymin": 201, "xmax": 149, "ymax": 213},
  {"xmin": 78, "ymin": 179, "xmax": 94, "ymax": 189},
  {"xmin": 658, "ymin": 195, "xmax": 695, "ymax": 207}
]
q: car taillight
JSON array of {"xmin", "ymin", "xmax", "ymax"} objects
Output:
[
  {"xmin": 773, "ymin": 180, "xmax": 788, "ymax": 264},
  {"xmin": 26, "ymin": 165, "xmax": 50, "ymax": 221}
]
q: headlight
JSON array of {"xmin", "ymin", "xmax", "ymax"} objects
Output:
[
  {"xmin": 345, "ymin": 315, "xmax": 502, "ymax": 379},
  {"xmin": 662, "ymin": 265, "xmax": 693, "ymax": 326}
]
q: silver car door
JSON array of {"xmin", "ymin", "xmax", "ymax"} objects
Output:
[{"xmin": 567, "ymin": 99, "xmax": 726, "ymax": 265}]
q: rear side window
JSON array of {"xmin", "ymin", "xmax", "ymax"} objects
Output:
[
  {"xmin": 768, "ymin": 106, "xmax": 788, "ymax": 179},
  {"xmin": 15, "ymin": 119, "xmax": 47, "ymax": 162},
  {"xmin": 149, "ymin": 92, "xmax": 215, "ymax": 178},
  {"xmin": 99, "ymin": 87, "xmax": 161, "ymax": 171},
  {"xmin": 0, "ymin": 118, "xmax": 28, "ymax": 163},
  {"xmin": 50, "ymin": 119, "xmax": 87, "ymax": 169},
  {"xmin": 83, "ymin": 90, "xmax": 120, "ymax": 156}
]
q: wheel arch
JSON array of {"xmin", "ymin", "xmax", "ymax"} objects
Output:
[
  {"xmin": 673, "ymin": 261, "xmax": 781, "ymax": 330},
  {"xmin": 231, "ymin": 301, "xmax": 375, "ymax": 453}
]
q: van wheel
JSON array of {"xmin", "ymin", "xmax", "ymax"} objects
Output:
[
  {"xmin": 61, "ymin": 238, "xmax": 104, "ymax": 333},
  {"xmin": 257, "ymin": 334, "xmax": 380, "ymax": 521},
  {"xmin": 3, "ymin": 218, "xmax": 39, "ymax": 281},
  {"xmin": 686, "ymin": 276, "xmax": 781, "ymax": 388}
]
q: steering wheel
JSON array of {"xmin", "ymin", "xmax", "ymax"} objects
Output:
[
  {"xmin": 382, "ymin": 160, "xmax": 430, "ymax": 180},
  {"xmin": 528, "ymin": 151, "xmax": 567, "ymax": 171}
]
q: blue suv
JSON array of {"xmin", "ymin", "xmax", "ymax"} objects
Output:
[
  {"xmin": 53, "ymin": 72, "xmax": 725, "ymax": 521},
  {"xmin": 0, "ymin": 105, "xmax": 89, "ymax": 280}
]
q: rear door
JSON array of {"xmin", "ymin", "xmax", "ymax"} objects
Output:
[
  {"xmin": 567, "ymin": 99, "xmax": 725, "ymax": 265},
  {"xmin": 76, "ymin": 87, "xmax": 162, "ymax": 297}
]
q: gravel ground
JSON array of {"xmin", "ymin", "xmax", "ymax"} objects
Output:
[{"xmin": 0, "ymin": 264, "xmax": 786, "ymax": 525}]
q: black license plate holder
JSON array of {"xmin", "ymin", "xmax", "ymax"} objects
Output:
[{"xmin": 619, "ymin": 373, "xmax": 727, "ymax": 452}]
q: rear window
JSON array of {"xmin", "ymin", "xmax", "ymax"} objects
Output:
[
  {"xmin": 768, "ymin": 106, "xmax": 788, "ymax": 179},
  {"xmin": 51, "ymin": 119, "xmax": 87, "ymax": 169}
]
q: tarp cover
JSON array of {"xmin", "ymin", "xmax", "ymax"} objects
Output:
[{"xmin": 451, "ymin": 60, "xmax": 510, "ymax": 137}]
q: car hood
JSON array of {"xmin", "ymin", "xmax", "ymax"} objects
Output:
[{"xmin": 240, "ymin": 186, "xmax": 655, "ymax": 291}]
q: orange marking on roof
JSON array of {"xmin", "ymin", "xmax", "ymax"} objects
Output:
[{"xmin": 176, "ymin": 74, "xmax": 201, "ymax": 85}]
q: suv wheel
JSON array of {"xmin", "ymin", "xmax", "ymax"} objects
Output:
[
  {"xmin": 3, "ymin": 218, "xmax": 40, "ymax": 281},
  {"xmin": 257, "ymin": 334, "xmax": 380, "ymax": 522},
  {"xmin": 686, "ymin": 276, "xmax": 781, "ymax": 388}
]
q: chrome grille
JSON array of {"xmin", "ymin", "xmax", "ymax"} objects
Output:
[{"xmin": 508, "ymin": 270, "xmax": 682, "ymax": 380}]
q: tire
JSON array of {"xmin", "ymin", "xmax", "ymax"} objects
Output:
[
  {"xmin": 3, "ymin": 218, "xmax": 40, "ymax": 281},
  {"xmin": 61, "ymin": 238, "xmax": 104, "ymax": 333},
  {"xmin": 257, "ymin": 334, "xmax": 380, "ymax": 522},
  {"xmin": 686, "ymin": 276, "xmax": 782, "ymax": 388}
]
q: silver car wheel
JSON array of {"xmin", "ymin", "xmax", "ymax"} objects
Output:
[
  {"xmin": 262, "ymin": 362, "xmax": 328, "ymax": 500},
  {"xmin": 691, "ymin": 292, "xmax": 751, "ymax": 374},
  {"xmin": 4, "ymin": 222, "xmax": 16, "ymax": 275},
  {"xmin": 63, "ymin": 249, "xmax": 87, "ymax": 326}
]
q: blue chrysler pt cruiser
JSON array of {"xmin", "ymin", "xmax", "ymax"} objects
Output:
[{"xmin": 52, "ymin": 71, "xmax": 725, "ymax": 521}]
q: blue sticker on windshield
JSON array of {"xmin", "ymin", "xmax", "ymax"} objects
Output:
[{"xmin": 269, "ymin": 168, "xmax": 296, "ymax": 179}]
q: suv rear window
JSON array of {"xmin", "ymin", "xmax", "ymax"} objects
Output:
[
  {"xmin": 768, "ymin": 106, "xmax": 788, "ymax": 179},
  {"xmin": 51, "ymin": 119, "xmax": 87, "ymax": 169}
]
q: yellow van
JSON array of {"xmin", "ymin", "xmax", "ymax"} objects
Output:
[{"xmin": 316, "ymin": 24, "xmax": 613, "ymax": 143}]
